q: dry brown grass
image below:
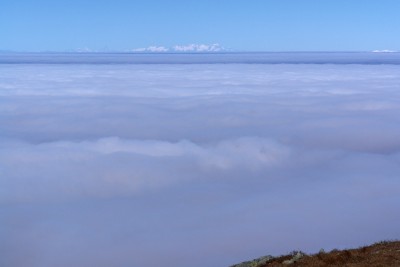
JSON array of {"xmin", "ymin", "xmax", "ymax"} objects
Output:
[{"xmin": 259, "ymin": 241, "xmax": 400, "ymax": 267}]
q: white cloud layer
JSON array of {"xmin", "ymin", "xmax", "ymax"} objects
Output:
[
  {"xmin": 0, "ymin": 137, "xmax": 289, "ymax": 202},
  {"xmin": 173, "ymin": 43, "xmax": 224, "ymax": 52},
  {"xmin": 131, "ymin": 46, "xmax": 169, "ymax": 52},
  {"xmin": 1, "ymin": 62, "xmax": 400, "ymax": 267},
  {"xmin": 131, "ymin": 43, "xmax": 224, "ymax": 52},
  {"xmin": 372, "ymin": 49, "xmax": 398, "ymax": 53}
]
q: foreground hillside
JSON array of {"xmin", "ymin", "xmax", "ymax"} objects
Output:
[{"xmin": 231, "ymin": 241, "xmax": 400, "ymax": 267}]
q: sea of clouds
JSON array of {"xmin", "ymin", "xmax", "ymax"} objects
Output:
[{"xmin": 1, "ymin": 62, "xmax": 400, "ymax": 267}]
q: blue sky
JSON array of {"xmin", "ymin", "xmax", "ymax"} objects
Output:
[{"xmin": 1, "ymin": 0, "xmax": 400, "ymax": 52}]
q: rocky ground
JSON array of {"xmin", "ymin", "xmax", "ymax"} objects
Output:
[{"xmin": 231, "ymin": 241, "xmax": 400, "ymax": 267}]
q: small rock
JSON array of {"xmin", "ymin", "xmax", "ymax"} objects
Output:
[
  {"xmin": 282, "ymin": 252, "xmax": 304, "ymax": 265},
  {"xmin": 230, "ymin": 255, "xmax": 274, "ymax": 267},
  {"xmin": 282, "ymin": 259, "xmax": 293, "ymax": 265},
  {"xmin": 293, "ymin": 251, "xmax": 304, "ymax": 261}
]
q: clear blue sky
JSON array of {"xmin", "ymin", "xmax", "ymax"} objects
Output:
[{"xmin": 1, "ymin": 0, "xmax": 400, "ymax": 52}]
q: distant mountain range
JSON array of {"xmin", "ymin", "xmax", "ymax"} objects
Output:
[{"xmin": 131, "ymin": 43, "xmax": 226, "ymax": 53}]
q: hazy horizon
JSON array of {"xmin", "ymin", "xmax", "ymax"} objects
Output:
[
  {"xmin": 2, "ymin": 52, "xmax": 400, "ymax": 65},
  {"xmin": 1, "ymin": 50, "xmax": 399, "ymax": 53}
]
